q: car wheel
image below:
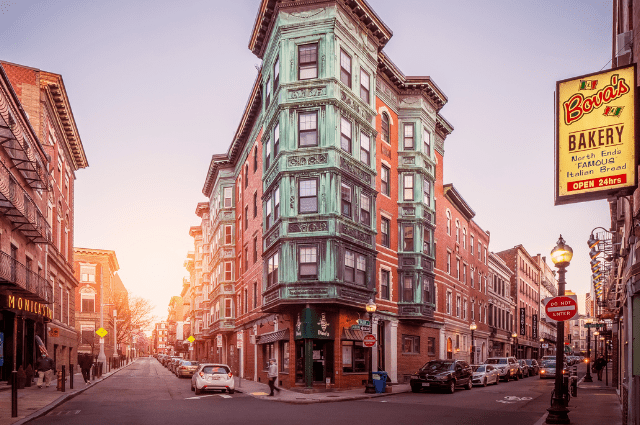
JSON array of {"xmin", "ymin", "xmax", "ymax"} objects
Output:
[
  {"xmin": 494, "ymin": 376, "xmax": 499, "ymax": 385},
  {"xmin": 466, "ymin": 379, "xmax": 473, "ymax": 390},
  {"xmin": 228, "ymin": 389, "xmax": 235, "ymax": 395},
  {"xmin": 515, "ymin": 372, "xmax": 519, "ymax": 381},
  {"xmin": 447, "ymin": 380, "xmax": 456, "ymax": 394},
  {"xmin": 482, "ymin": 378, "xmax": 487, "ymax": 387},
  {"xmin": 195, "ymin": 386, "xmax": 201, "ymax": 395},
  {"xmin": 411, "ymin": 385, "xmax": 421, "ymax": 393}
]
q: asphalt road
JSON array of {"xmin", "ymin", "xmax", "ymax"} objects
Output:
[{"xmin": 30, "ymin": 358, "xmax": 583, "ymax": 425}]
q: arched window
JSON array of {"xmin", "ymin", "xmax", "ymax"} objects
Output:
[
  {"xmin": 462, "ymin": 227, "xmax": 467, "ymax": 249},
  {"xmin": 446, "ymin": 210, "xmax": 451, "ymax": 235},
  {"xmin": 455, "ymin": 220, "xmax": 460, "ymax": 243},
  {"xmin": 253, "ymin": 147, "xmax": 258, "ymax": 172},
  {"xmin": 381, "ymin": 112, "xmax": 390, "ymax": 143},
  {"xmin": 244, "ymin": 164, "xmax": 249, "ymax": 188}
]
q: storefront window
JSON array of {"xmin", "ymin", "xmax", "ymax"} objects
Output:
[
  {"xmin": 281, "ymin": 341, "xmax": 289, "ymax": 372},
  {"xmin": 342, "ymin": 341, "xmax": 365, "ymax": 373},
  {"xmin": 263, "ymin": 342, "xmax": 274, "ymax": 370}
]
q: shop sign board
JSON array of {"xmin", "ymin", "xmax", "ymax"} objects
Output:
[
  {"xmin": 520, "ymin": 308, "xmax": 526, "ymax": 335},
  {"xmin": 236, "ymin": 331, "xmax": 243, "ymax": 350},
  {"xmin": 294, "ymin": 308, "xmax": 333, "ymax": 340},
  {"xmin": 217, "ymin": 334, "xmax": 222, "ymax": 348},
  {"xmin": 555, "ymin": 64, "xmax": 637, "ymax": 205}
]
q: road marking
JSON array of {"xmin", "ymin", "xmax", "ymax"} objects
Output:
[
  {"xmin": 252, "ymin": 392, "xmax": 269, "ymax": 396},
  {"xmin": 219, "ymin": 395, "xmax": 232, "ymax": 398},
  {"xmin": 186, "ymin": 394, "xmax": 218, "ymax": 400},
  {"xmin": 49, "ymin": 410, "xmax": 81, "ymax": 416},
  {"xmin": 497, "ymin": 396, "xmax": 532, "ymax": 403}
]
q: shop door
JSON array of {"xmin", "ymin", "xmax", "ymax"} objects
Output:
[
  {"xmin": 312, "ymin": 341, "xmax": 324, "ymax": 382},
  {"xmin": 295, "ymin": 341, "xmax": 305, "ymax": 384},
  {"xmin": 377, "ymin": 322, "xmax": 385, "ymax": 371}
]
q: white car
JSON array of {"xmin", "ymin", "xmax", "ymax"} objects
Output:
[
  {"xmin": 471, "ymin": 364, "xmax": 500, "ymax": 386},
  {"xmin": 191, "ymin": 363, "xmax": 235, "ymax": 395}
]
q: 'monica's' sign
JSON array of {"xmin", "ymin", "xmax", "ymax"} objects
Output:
[
  {"xmin": 555, "ymin": 64, "xmax": 637, "ymax": 205},
  {"xmin": 2, "ymin": 294, "xmax": 53, "ymax": 320}
]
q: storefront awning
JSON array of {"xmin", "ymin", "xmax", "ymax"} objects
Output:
[
  {"xmin": 342, "ymin": 328, "xmax": 364, "ymax": 341},
  {"xmin": 257, "ymin": 329, "xmax": 289, "ymax": 345}
]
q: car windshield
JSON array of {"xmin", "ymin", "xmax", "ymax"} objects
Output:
[
  {"xmin": 472, "ymin": 365, "xmax": 485, "ymax": 372},
  {"xmin": 421, "ymin": 361, "xmax": 454, "ymax": 372},
  {"xmin": 542, "ymin": 361, "xmax": 556, "ymax": 368},
  {"xmin": 202, "ymin": 366, "xmax": 229, "ymax": 374},
  {"xmin": 183, "ymin": 361, "xmax": 198, "ymax": 366},
  {"xmin": 525, "ymin": 360, "xmax": 533, "ymax": 365},
  {"xmin": 486, "ymin": 358, "xmax": 507, "ymax": 365}
]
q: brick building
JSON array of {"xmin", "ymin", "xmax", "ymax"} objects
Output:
[
  {"xmin": 487, "ymin": 252, "xmax": 515, "ymax": 357},
  {"xmin": 496, "ymin": 245, "xmax": 541, "ymax": 359},
  {"xmin": 185, "ymin": 0, "xmax": 453, "ymax": 389}
]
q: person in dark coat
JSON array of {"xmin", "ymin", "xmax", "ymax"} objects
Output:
[
  {"xmin": 35, "ymin": 353, "xmax": 55, "ymax": 388},
  {"xmin": 594, "ymin": 355, "xmax": 607, "ymax": 381},
  {"xmin": 79, "ymin": 353, "xmax": 93, "ymax": 384}
]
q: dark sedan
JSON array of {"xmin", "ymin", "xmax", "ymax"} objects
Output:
[
  {"xmin": 525, "ymin": 359, "xmax": 540, "ymax": 376},
  {"xmin": 410, "ymin": 359, "xmax": 473, "ymax": 394}
]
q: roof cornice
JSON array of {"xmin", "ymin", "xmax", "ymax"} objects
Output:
[
  {"xmin": 73, "ymin": 247, "xmax": 119, "ymax": 271},
  {"xmin": 443, "ymin": 183, "xmax": 475, "ymax": 221}
]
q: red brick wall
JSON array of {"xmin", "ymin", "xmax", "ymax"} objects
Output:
[{"xmin": 397, "ymin": 324, "xmax": 440, "ymax": 382}]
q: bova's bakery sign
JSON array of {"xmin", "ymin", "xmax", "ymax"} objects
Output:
[{"xmin": 555, "ymin": 64, "xmax": 637, "ymax": 205}]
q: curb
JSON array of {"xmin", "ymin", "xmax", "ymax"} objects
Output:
[
  {"xmin": 11, "ymin": 360, "xmax": 138, "ymax": 425},
  {"xmin": 246, "ymin": 388, "xmax": 411, "ymax": 405}
]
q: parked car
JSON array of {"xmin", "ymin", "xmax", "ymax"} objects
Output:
[
  {"xmin": 168, "ymin": 357, "xmax": 182, "ymax": 372},
  {"xmin": 410, "ymin": 359, "xmax": 473, "ymax": 394},
  {"xmin": 517, "ymin": 360, "xmax": 530, "ymax": 378},
  {"xmin": 539, "ymin": 360, "xmax": 568, "ymax": 379},
  {"xmin": 524, "ymin": 359, "xmax": 540, "ymax": 376},
  {"xmin": 471, "ymin": 364, "xmax": 500, "ymax": 387},
  {"xmin": 485, "ymin": 357, "xmax": 519, "ymax": 381},
  {"xmin": 176, "ymin": 360, "xmax": 199, "ymax": 378},
  {"xmin": 191, "ymin": 363, "xmax": 235, "ymax": 395}
]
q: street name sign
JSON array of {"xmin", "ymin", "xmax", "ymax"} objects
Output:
[
  {"xmin": 544, "ymin": 296, "xmax": 578, "ymax": 321},
  {"xmin": 585, "ymin": 323, "xmax": 605, "ymax": 329},
  {"xmin": 357, "ymin": 319, "xmax": 370, "ymax": 326},
  {"xmin": 363, "ymin": 334, "xmax": 376, "ymax": 347}
]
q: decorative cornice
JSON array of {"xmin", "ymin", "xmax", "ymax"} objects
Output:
[
  {"xmin": 443, "ymin": 183, "xmax": 475, "ymax": 221},
  {"xmin": 73, "ymin": 247, "xmax": 119, "ymax": 271}
]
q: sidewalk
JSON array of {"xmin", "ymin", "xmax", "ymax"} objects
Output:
[
  {"xmin": 234, "ymin": 379, "xmax": 410, "ymax": 404},
  {"xmin": 0, "ymin": 360, "xmax": 137, "ymax": 425},
  {"xmin": 535, "ymin": 364, "xmax": 622, "ymax": 425}
]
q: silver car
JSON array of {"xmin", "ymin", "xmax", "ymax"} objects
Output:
[
  {"xmin": 485, "ymin": 357, "xmax": 520, "ymax": 381},
  {"xmin": 191, "ymin": 363, "xmax": 235, "ymax": 395},
  {"xmin": 471, "ymin": 364, "xmax": 500, "ymax": 386}
]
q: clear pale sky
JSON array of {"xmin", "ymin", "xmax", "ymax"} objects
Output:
[{"xmin": 0, "ymin": 0, "xmax": 612, "ymax": 321}]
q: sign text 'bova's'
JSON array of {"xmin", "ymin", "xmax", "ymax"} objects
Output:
[{"xmin": 555, "ymin": 64, "xmax": 637, "ymax": 205}]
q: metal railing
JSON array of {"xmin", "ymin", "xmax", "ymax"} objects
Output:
[{"xmin": 0, "ymin": 250, "xmax": 52, "ymax": 303}]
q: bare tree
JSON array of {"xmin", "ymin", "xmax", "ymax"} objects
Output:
[{"xmin": 111, "ymin": 295, "xmax": 156, "ymax": 347}]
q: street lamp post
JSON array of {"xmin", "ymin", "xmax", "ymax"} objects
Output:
[
  {"xmin": 584, "ymin": 318, "xmax": 593, "ymax": 382},
  {"xmin": 511, "ymin": 332, "xmax": 517, "ymax": 358},
  {"xmin": 593, "ymin": 330, "xmax": 599, "ymax": 366},
  {"xmin": 540, "ymin": 338, "xmax": 545, "ymax": 359},
  {"xmin": 470, "ymin": 321, "xmax": 477, "ymax": 364},
  {"xmin": 364, "ymin": 299, "xmax": 377, "ymax": 394},
  {"xmin": 547, "ymin": 235, "xmax": 573, "ymax": 425}
]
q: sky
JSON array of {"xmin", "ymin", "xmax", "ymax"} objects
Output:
[{"xmin": 0, "ymin": 0, "xmax": 614, "ymax": 321}]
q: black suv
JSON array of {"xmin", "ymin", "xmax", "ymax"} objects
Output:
[{"xmin": 410, "ymin": 359, "xmax": 473, "ymax": 394}]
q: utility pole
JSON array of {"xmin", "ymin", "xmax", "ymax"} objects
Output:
[{"xmin": 97, "ymin": 268, "xmax": 106, "ymax": 371}]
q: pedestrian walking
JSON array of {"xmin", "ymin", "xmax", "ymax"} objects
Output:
[
  {"xmin": 35, "ymin": 353, "xmax": 55, "ymax": 388},
  {"xmin": 595, "ymin": 355, "xmax": 606, "ymax": 381},
  {"xmin": 79, "ymin": 353, "xmax": 93, "ymax": 384},
  {"xmin": 267, "ymin": 359, "xmax": 280, "ymax": 396}
]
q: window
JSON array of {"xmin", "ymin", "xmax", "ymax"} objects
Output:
[
  {"xmin": 265, "ymin": 136, "xmax": 272, "ymax": 169},
  {"xmin": 404, "ymin": 123, "xmax": 414, "ymax": 150},
  {"xmin": 274, "ymin": 123, "xmax": 280, "ymax": 157},
  {"xmin": 423, "ymin": 127, "xmax": 431, "ymax": 156},
  {"xmin": 427, "ymin": 337, "xmax": 436, "ymax": 356},
  {"xmin": 225, "ymin": 225, "xmax": 233, "ymax": 244},
  {"xmin": 266, "ymin": 195, "xmax": 273, "ymax": 228},
  {"xmin": 299, "ymin": 246, "xmax": 318, "ymax": 279},
  {"xmin": 455, "ymin": 221, "xmax": 460, "ymax": 243},
  {"xmin": 380, "ymin": 165, "xmax": 390, "ymax": 196},
  {"xmin": 446, "ymin": 252, "xmax": 451, "ymax": 274},
  {"xmin": 478, "ymin": 242, "xmax": 482, "ymax": 259},
  {"xmin": 267, "ymin": 252, "xmax": 279, "ymax": 287},
  {"xmin": 341, "ymin": 183, "xmax": 352, "ymax": 218},
  {"xmin": 81, "ymin": 291, "xmax": 95, "ymax": 313},
  {"xmin": 360, "ymin": 132, "xmax": 370, "ymax": 165},
  {"xmin": 253, "ymin": 192, "xmax": 258, "ymax": 218},
  {"xmin": 446, "ymin": 291, "xmax": 452, "ymax": 314},
  {"xmin": 423, "ymin": 275, "xmax": 431, "ymax": 304},
  {"xmin": 446, "ymin": 210, "xmax": 451, "ymax": 235},
  {"xmin": 381, "ymin": 217, "xmax": 390, "ymax": 248},
  {"xmin": 403, "ymin": 174, "xmax": 414, "ymax": 201},
  {"xmin": 360, "ymin": 194, "xmax": 370, "ymax": 225},
  {"xmin": 299, "ymin": 43, "xmax": 318, "ymax": 80},
  {"xmin": 253, "ymin": 282, "xmax": 258, "ymax": 308},
  {"xmin": 265, "ymin": 77, "xmax": 271, "ymax": 108},
  {"xmin": 381, "ymin": 113, "xmax": 390, "ymax": 143},
  {"xmin": 345, "ymin": 250, "xmax": 355, "ymax": 283},
  {"xmin": 360, "ymin": 69, "xmax": 370, "ymax": 103},
  {"xmin": 263, "ymin": 343, "xmax": 275, "ymax": 370},
  {"xmin": 342, "ymin": 341, "xmax": 365, "ymax": 372},
  {"xmin": 273, "ymin": 57, "xmax": 279, "ymax": 90},
  {"xmin": 244, "ymin": 206, "xmax": 248, "ymax": 229},
  {"xmin": 244, "ymin": 247, "xmax": 248, "ymax": 271},
  {"xmin": 456, "ymin": 296, "xmax": 461, "ymax": 317},
  {"xmin": 80, "ymin": 266, "xmax": 95, "ymax": 282},
  {"xmin": 423, "ymin": 177, "xmax": 430, "ymax": 205},
  {"xmin": 340, "ymin": 49, "xmax": 351, "ymax": 87},
  {"xmin": 462, "ymin": 228, "xmax": 467, "ymax": 249},
  {"xmin": 463, "ymin": 264, "xmax": 467, "ymax": 284},
  {"xmin": 299, "ymin": 112, "xmax": 318, "ymax": 147},
  {"xmin": 484, "ymin": 247, "xmax": 487, "ymax": 264},
  {"xmin": 356, "ymin": 254, "xmax": 366, "ymax": 285},
  {"xmin": 253, "ymin": 237, "xmax": 258, "ymax": 264},
  {"xmin": 280, "ymin": 341, "xmax": 289, "ymax": 372},
  {"xmin": 403, "ymin": 275, "xmax": 413, "ymax": 302},
  {"xmin": 423, "ymin": 227, "xmax": 430, "ymax": 255},
  {"xmin": 253, "ymin": 147, "xmax": 258, "ymax": 172},
  {"xmin": 273, "ymin": 187, "xmax": 280, "ymax": 222},
  {"xmin": 244, "ymin": 289, "xmax": 248, "ymax": 314},
  {"xmin": 340, "ymin": 117, "xmax": 352, "ymax": 153},
  {"xmin": 403, "ymin": 225, "xmax": 414, "ymax": 251},
  {"xmin": 381, "ymin": 269, "xmax": 390, "ymax": 300},
  {"xmin": 244, "ymin": 165, "xmax": 249, "ymax": 188},
  {"xmin": 299, "ymin": 179, "xmax": 318, "ymax": 213},
  {"xmin": 224, "ymin": 187, "xmax": 232, "ymax": 208},
  {"xmin": 470, "ymin": 235, "xmax": 474, "ymax": 254},
  {"xmin": 463, "ymin": 300, "xmax": 468, "ymax": 319},
  {"xmin": 402, "ymin": 335, "xmax": 420, "ymax": 354},
  {"xmin": 456, "ymin": 259, "xmax": 460, "ymax": 280},
  {"xmin": 224, "ymin": 261, "xmax": 233, "ymax": 281}
]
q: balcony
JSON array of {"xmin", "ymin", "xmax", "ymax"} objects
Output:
[
  {"xmin": 203, "ymin": 318, "xmax": 235, "ymax": 335},
  {"xmin": 262, "ymin": 281, "xmax": 373, "ymax": 312},
  {"xmin": 0, "ymin": 160, "xmax": 51, "ymax": 244},
  {"xmin": 397, "ymin": 302, "xmax": 434, "ymax": 322},
  {"xmin": 0, "ymin": 251, "xmax": 52, "ymax": 304}
]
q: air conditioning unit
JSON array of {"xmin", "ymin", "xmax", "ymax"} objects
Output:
[
  {"xmin": 249, "ymin": 335, "xmax": 256, "ymax": 344},
  {"xmin": 617, "ymin": 31, "xmax": 633, "ymax": 56}
]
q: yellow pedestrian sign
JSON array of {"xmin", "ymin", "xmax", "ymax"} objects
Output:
[
  {"xmin": 187, "ymin": 335, "xmax": 195, "ymax": 343},
  {"xmin": 96, "ymin": 328, "xmax": 108, "ymax": 338}
]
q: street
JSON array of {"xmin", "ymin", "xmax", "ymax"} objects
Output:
[{"xmin": 29, "ymin": 358, "xmax": 573, "ymax": 425}]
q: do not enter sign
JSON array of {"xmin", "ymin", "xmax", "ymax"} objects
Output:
[
  {"xmin": 363, "ymin": 334, "xmax": 376, "ymax": 347},
  {"xmin": 545, "ymin": 296, "xmax": 578, "ymax": 321}
]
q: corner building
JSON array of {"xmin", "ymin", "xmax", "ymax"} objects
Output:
[{"xmin": 192, "ymin": 0, "xmax": 452, "ymax": 389}]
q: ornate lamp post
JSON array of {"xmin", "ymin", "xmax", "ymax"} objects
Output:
[
  {"xmin": 540, "ymin": 338, "xmax": 545, "ymax": 359},
  {"xmin": 470, "ymin": 321, "xmax": 477, "ymax": 364},
  {"xmin": 593, "ymin": 330, "xmax": 599, "ymax": 365},
  {"xmin": 364, "ymin": 299, "xmax": 377, "ymax": 394},
  {"xmin": 547, "ymin": 235, "xmax": 573, "ymax": 424},
  {"xmin": 584, "ymin": 317, "xmax": 593, "ymax": 382},
  {"xmin": 511, "ymin": 332, "xmax": 518, "ymax": 358}
]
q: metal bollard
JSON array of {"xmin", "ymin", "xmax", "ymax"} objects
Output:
[
  {"xmin": 11, "ymin": 370, "xmax": 18, "ymax": 418},
  {"xmin": 70, "ymin": 364, "xmax": 74, "ymax": 389},
  {"xmin": 61, "ymin": 365, "xmax": 66, "ymax": 392}
]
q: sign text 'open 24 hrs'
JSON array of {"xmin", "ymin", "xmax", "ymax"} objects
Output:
[{"xmin": 555, "ymin": 64, "xmax": 637, "ymax": 205}]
